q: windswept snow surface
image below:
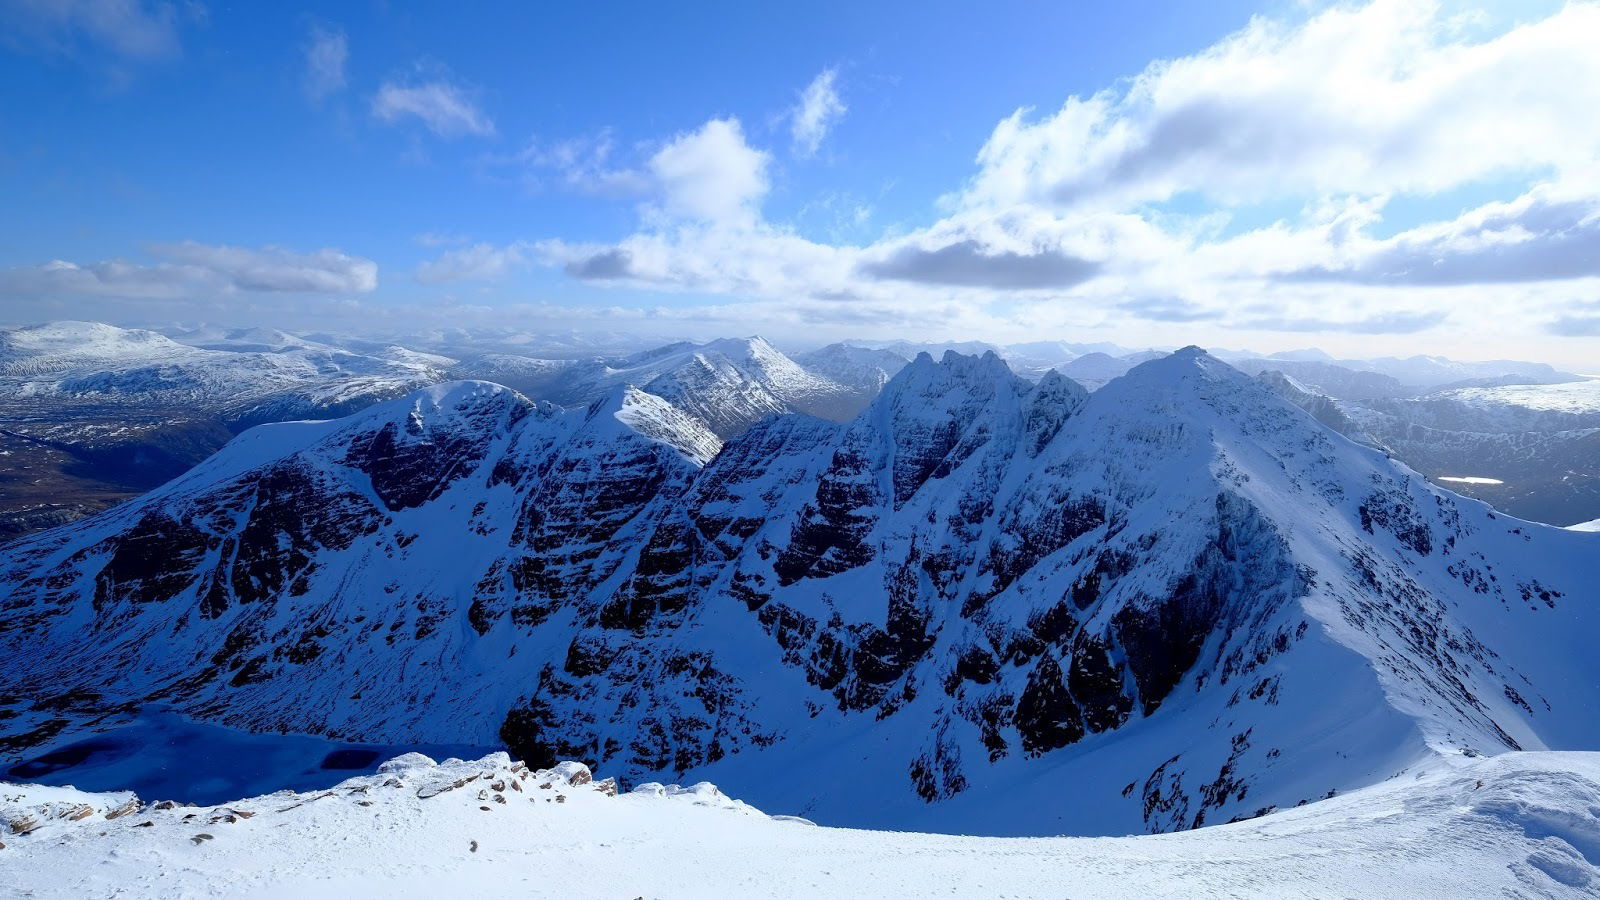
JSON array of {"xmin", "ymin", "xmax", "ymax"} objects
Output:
[{"xmin": 4, "ymin": 750, "xmax": 1600, "ymax": 898}]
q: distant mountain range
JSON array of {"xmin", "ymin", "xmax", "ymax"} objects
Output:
[{"xmin": 2, "ymin": 321, "xmax": 1593, "ymax": 544}]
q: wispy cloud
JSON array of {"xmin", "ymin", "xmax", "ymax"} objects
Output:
[
  {"xmin": 302, "ymin": 23, "xmax": 347, "ymax": 102},
  {"xmin": 415, "ymin": 241, "xmax": 531, "ymax": 284},
  {"xmin": 1, "ymin": 0, "xmax": 202, "ymax": 73},
  {"xmin": 372, "ymin": 75, "xmax": 494, "ymax": 138},
  {"xmin": 790, "ymin": 67, "xmax": 846, "ymax": 158},
  {"xmin": 1235, "ymin": 310, "xmax": 1449, "ymax": 335},
  {"xmin": 497, "ymin": 130, "xmax": 652, "ymax": 195},
  {"xmin": 0, "ymin": 242, "xmax": 378, "ymax": 299},
  {"xmin": 1279, "ymin": 185, "xmax": 1600, "ymax": 286}
]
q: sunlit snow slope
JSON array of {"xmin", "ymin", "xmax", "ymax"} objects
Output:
[{"xmin": 4, "ymin": 750, "xmax": 1600, "ymax": 898}]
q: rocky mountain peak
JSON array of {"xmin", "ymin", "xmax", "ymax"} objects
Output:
[
  {"xmin": 595, "ymin": 385, "xmax": 724, "ymax": 466},
  {"xmin": 3, "ymin": 348, "xmax": 1597, "ymax": 841}
]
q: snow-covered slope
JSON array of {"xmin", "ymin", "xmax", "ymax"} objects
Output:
[
  {"xmin": 2, "ymin": 350, "xmax": 1597, "ymax": 839},
  {"xmin": 0, "ymin": 321, "xmax": 200, "ymax": 376},
  {"xmin": 794, "ymin": 343, "xmax": 912, "ymax": 415},
  {"xmin": 1430, "ymin": 378, "xmax": 1600, "ymax": 420},
  {"xmin": 4, "ymin": 749, "xmax": 1600, "ymax": 898}
]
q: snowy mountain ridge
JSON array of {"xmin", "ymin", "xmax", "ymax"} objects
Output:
[{"xmin": 1, "ymin": 347, "xmax": 1597, "ymax": 838}]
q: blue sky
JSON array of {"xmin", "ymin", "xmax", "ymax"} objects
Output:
[{"xmin": 3, "ymin": 0, "xmax": 1598, "ymax": 367}]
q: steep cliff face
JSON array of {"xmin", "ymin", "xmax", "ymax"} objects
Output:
[{"xmin": 2, "ymin": 353, "xmax": 1597, "ymax": 837}]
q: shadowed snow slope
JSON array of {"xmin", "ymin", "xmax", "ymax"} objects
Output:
[
  {"xmin": 4, "ymin": 750, "xmax": 1600, "ymax": 898},
  {"xmin": 1, "ymin": 350, "xmax": 1597, "ymax": 838}
]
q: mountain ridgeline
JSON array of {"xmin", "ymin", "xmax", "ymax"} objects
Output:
[{"xmin": 1, "ymin": 348, "xmax": 1596, "ymax": 836}]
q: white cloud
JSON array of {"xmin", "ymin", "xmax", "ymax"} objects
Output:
[
  {"xmin": 497, "ymin": 2, "xmax": 1600, "ymax": 361},
  {"xmin": 1275, "ymin": 178, "xmax": 1600, "ymax": 286},
  {"xmin": 961, "ymin": 0, "xmax": 1600, "ymax": 211},
  {"xmin": 0, "ymin": 242, "xmax": 378, "ymax": 299},
  {"xmin": 503, "ymin": 131, "xmax": 652, "ymax": 195},
  {"xmin": 372, "ymin": 78, "xmax": 494, "ymax": 138},
  {"xmin": 790, "ymin": 68, "xmax": 846, "ymax": 158},
  {"xmin": 152, "ymin": 242, "xmax": 377, "ymax": 292},
  {"xmin": 302, "ymin": 23, "xmax": 347, "ymax": 101},
  {"xmin": 415, "ymin": 242, "xmax": 532, "ymax": 284},
  {"xmin": 646, "ymin": 118, "xmax": 770, "ymax": 225}
]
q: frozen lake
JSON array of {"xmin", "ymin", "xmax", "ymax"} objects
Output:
[{"xmin": 2, "ymin": 706, "xmax": 496, "ymax": 805}]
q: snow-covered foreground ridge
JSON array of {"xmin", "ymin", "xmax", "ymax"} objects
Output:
[
  {"xmin": 3, "ymin": 347, "xmax": 1598, "ymax": 837},
  {"xmin": 5, "ymin": 749, "xmax": 1600, "ymax": 898}
]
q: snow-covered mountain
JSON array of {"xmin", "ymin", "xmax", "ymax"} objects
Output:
[
  {"xmin": 793, "ymin": 343, "xmax": 913, "ymax": 415},
  {"xmin": 801, "ymin": 339, "xmax": 1154, "ymax": 385},
  {"xmin": 0, "ymin": 322, "xmax": 462, "ymax": 539},
  {"xmin": 5, "ymin": 748, "xmax": 1599, "ymax": 898},
  {"xmin": 1231, "ymin": 358, "xmax": 1412, "ymax": 400},
  {"xmin": 1, "ymin": 321, "xmax": 453, "ymax": 421},
  {"xmin": 1220, "ymin": 347, "xmax": 1578, "ymax": 393},
  {"xmin": 1049, "ymin": 350, "xmax": 1167, "ymax": 389},
  {"xmin": 0, "ymin": 325, "xmax": 868, "ymax": 541},
  {"xmin": 1349, "ymin": 355, "xmax": 1579, "ymax": 391},
  {"xmin": 2, "ymin": 348, "xmax": 1597, "ymax": 838},
  {"xmin": 521, "ymin": 337, "xmax": 858, "ymax": 438}
]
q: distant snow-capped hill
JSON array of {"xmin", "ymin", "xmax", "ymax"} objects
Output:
[
  {"xmin": 0, "ymin": 322, "xmax": 450, "ymax": 417},
  {"xmin": 1231, "ymin": 358, "xmax": 1412, "ymax": 400},
  {"xmin": 0, "ymin": 321, "xmax": 202, "ymax": 377},
  {"xmin": 1429, "ymin": 379, "xmax": 1600, "ymax": 422},
  {"xmin": 794, "ymin": 343, "xmax": 912, "ymax": 414},
  {"xmin": 1052, "ymin": 350, "xmax": 1166, "ymax": 388},
  {"xmin": 1353, "ymin": 355, "xmax": 1580, "ymax": 391},
  {"xmin": 2, "ymin": 349, "xmax": 1597, "ymax": 839}
]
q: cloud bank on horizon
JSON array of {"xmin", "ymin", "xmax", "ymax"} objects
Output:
[{"xmin": 2, "ymin": 0, "xmax": 1598, "ymax": 365}]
